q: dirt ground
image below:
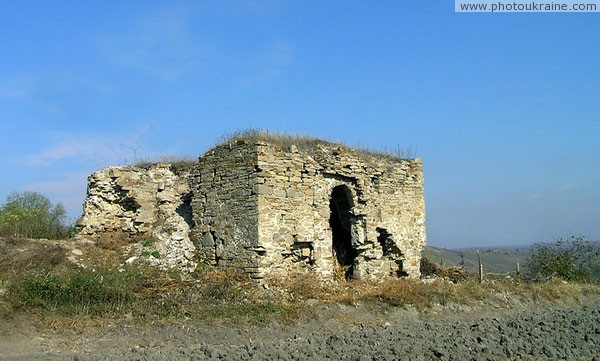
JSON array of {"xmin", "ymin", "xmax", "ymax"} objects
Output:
[{"xmin": 1, "ymin": 292, "xmax": 600, "ymax": 361}]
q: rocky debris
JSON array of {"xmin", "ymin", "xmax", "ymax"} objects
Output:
[{"xmin": 77, "ymin": 164, "xmax": 196, "ymax": 272}]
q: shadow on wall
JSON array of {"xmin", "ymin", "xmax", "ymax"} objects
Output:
[{"xmin": 176, "ymin": 192, "xmax": 194, "ymax": 228}]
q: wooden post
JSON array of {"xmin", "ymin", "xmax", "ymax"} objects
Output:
[
  {"xmin": 477, "ymin": 249, "xmax": 483, "ymax": 283},
  {"xmin": 515, "ymin": 262, "xmax": 521, "ymax": 280}
]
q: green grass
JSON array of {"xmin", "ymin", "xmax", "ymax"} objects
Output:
[
  {"xmin": 2, "ymin": 265, "xmax": 297, "ymax": 324},
  {"xmin": 7, "ymin": 269, "xmax": 132, "ymax": 315}
]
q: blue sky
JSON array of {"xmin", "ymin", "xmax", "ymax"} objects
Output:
[{"xmin": 1, "ymin": 1, "xmax": 598, "ymax": 248}]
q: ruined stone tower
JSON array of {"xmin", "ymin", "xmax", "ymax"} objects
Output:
[{"xmin": 78, "ymin": 134, "xmax": 426, "ymax": 281}]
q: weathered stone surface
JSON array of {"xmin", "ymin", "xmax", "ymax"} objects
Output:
[
  {"xmin": 77, "ymin": 164, "xmax": 195, "ymax": 271},
  {"xmin": 79, "ymin": 138, "xmax": 426, "ymax": 281},
  {"xmin": 189, "ymin": 140, "xmax": 426, "ymax": 281}
]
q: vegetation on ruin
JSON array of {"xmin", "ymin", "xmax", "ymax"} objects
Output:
[
  {"xmin": 132, "ymin": 155, "xmax": 197, "ymax": 175},
  {"xmin": 219, "ymin": 129, "xmax": 416, "ymax": 160},
  {"xmin": 120, "ymin": 129, "xmax": 416, "ymax": 174}
]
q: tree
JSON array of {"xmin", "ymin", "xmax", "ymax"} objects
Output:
[
  {"xmin": 525, "ymin": 236, "xmax": 600, "ymax": 283},
  {"xmin": 0, "ymin": 191, "xmax": 71, "ymax": 239}
]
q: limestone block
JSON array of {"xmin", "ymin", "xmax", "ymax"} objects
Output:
[
  {"xmin": 286, "ymin": 187, "xmax": 304, "ymax": 198},
  {"xmin": 300, "ymin": 248, "xmax": 311, "ymax": 258},
  {"xmin": 273, "ymin": 189, "xmax": 287, "ymax": 198},
  {"xmin": 109, "ymin": 168, "xmax": 122, "ymax": 178}
]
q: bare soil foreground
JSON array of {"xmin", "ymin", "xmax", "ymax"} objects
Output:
[{"xmin": 2, "ymin": 293, "xmax": 600, "ymax": 361}]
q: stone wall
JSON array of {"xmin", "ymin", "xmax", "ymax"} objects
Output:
[
  {"xmin": 252, "ymin": 142, "xmax": 425, "ymax": 280},
  {"xmin": 189, "ymin": 142, "xmax": 261, "ymax": 278},
  {"xmin": 77, "ymin": 164, "xmax": 196, "ymax": 271},
  {"xmin": 188, "ymin": 140, "xmax": 426, "ymax": 281}
]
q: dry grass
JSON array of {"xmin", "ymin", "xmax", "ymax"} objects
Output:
[
  {"xmin": 0, "ymin": 237, "xmax": 72, "ymax": 278},
  {"xmin": 2, "ymin": 236, "xmax": 599, "ymax": 328},
  {"xmin": 270, "ymin": 272, "xmax": 600, "ymax": 312},
  {"xmin": 94, "ymin": 232, "xmax": 134, "ymax": 251},
  {"xmin": 132, "ymin": 155, "xmax": 196, "ymax": 175},
  {"xmin": 220, "ymin": 129, "xmax": 416, "ymax": 160}
]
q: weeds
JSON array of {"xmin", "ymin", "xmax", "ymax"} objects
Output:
[
  {"xmin": 2, "ymin": 236, "xmax": 599, "ymax": 326},
  {"xmin": 7, "ymin": 269, "xmax": 131, "ymax": 315},
  {"xmin": 268, "ymin": 271, "xmax": 600, "ymax": 313},
  {"xmin": 132, "ymin": 155, "xmax": 196, "ymax": 175},
  {"xmin": 3, "ymin": 266, "xmax": 599, "ymax": 324},
  {"xmin": 219, "ymin": 129, "xmax": 416, "ymax": 161},
  {"xmin": 2, "ymin": 264, "xmax": 294, "ymax": 325},
  {"xmin": 0, "ymin": 238, "xmax": 70, "ymax": 277}
]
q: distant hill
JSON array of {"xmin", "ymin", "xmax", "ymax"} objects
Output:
[{"xmin": 422, "ymin": 245, "xmax": 532, "ymax": 276}]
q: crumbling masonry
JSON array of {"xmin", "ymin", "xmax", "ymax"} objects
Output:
[{"xmin": 78, "ymin": 138, "xmax": 426, "ymax": 281}]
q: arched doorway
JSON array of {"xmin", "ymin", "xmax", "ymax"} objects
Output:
[{"xmin": 329, "ymin": 185, "xmax": 357, "ymax": 279}]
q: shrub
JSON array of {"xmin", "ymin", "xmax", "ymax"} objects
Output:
[
  {"xmin": 420, "ymin": 256, "xmax": 442, "ymax": 277},
  {"xmin": 0, "ymin": 191, "xmax": 73, "ymax": 239},
  {"xmin": 420, "ymin": 257, "xmax": 469, "ymax": 282},
  {"xmin": 525, "ymin": 236, "xmax": 600, "ymax": 283}
]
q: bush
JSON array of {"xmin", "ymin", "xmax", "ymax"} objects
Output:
[
  {"xmin": 0, "ymin": 191, "xmax": 73, "ymax": 239},
  {"xmin": 420, "ymin": 256, "xmax": 469, "ymax": 282},
  {"xmin": 420, "ymin": 256, "xmax": 442, "ymax": 277},
  {"xmin": 525, "ymin": 236, "xmax": 600, "ymax": 283}
]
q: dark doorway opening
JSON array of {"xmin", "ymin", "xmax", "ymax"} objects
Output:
[{"xmin": 329, "ymin": 185, "xmax": 357, "ymax": 279}]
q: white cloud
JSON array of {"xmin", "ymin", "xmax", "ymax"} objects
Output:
[
  {"xmin": 214, "ymin": 0, "xmax": 286, "ymax": 16},
  {"xmin": 525, "ymin": 192, "xmax": 544, "ymax": 201},
  {"xmin": 22, "ymin": 125, "xmax": 150, "ymax": 168},
  {"xmin": 17, "ymin": 125, "xmax": 151, "ymax": 217},
  {"xmin": 0, "ymin": 73, "xmax": 116, "ymax": 98},
  {"xmin": 267, "ymin": 39, "xmax": 294, "ymax": 67}
]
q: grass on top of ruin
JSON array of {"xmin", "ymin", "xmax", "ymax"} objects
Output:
[
  {"xmin": 122, "ymin": 129, "xmax": 417, "ymax": 173},
  {"xmin": 220, "ymin": 129, "xmax": 417, "ymax": 160},
  {"xmin": 130, "ymin": 154, "xmax": 197, "ymax": 174}
]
